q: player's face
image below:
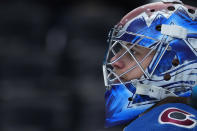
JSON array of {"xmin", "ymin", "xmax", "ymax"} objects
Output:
[{"xmin": 110, "ymin": 44, "xmax": 155, "ymax": 81}]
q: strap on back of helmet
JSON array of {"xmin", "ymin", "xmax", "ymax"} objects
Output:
[{"xmin": 161, "ymin": 24, "xmax": 188, "ymax": 39}]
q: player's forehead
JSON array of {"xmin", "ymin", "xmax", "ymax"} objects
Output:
[{"xmin": 121, "ymin": 42, "xmax": 152, "ymax": 51}]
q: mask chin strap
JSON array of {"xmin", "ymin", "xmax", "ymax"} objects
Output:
[{"xmin": 135, "ymin": 83, "xmax": 177, "ymax": 100}]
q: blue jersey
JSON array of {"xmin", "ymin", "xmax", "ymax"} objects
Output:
[{"xmin": 124, "ymin": 103, "xmax": 197, "ymax": 131}]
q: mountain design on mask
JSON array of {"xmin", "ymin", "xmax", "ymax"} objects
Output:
[{"xmin": 123, "ymin": 6, "xmax": 196, "ymax": 29}]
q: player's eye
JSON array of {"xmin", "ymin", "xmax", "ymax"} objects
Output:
[
  {"xmin": 130, "ymin": 49, "xmax": 136, "ymax": 55},
  {"xmin": 112, "ymin": 42, "xmax": 123, "ymax": 54}
]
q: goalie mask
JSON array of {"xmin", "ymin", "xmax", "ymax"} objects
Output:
[{"xmin": 103, "ymin": 0, "xmax": 197, "ymax": 127}]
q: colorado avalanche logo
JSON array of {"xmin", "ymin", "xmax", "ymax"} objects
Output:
[{"xmin": 159, "ymin": 107, "xmax": 197, "ymax": 128}]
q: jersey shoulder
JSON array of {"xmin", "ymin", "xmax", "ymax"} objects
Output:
[{"xmin": 124, "ymin": 103, "xmax": 197, "ymax": 131}]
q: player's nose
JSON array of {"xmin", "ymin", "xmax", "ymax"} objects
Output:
[{"xmin": 110, "ymin": 53, "xmax": 125, "ymax": 69}]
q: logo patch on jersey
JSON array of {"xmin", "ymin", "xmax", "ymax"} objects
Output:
[{"xmin": 159, "ymin": 107, "xmax": 196, "ymax": 128}]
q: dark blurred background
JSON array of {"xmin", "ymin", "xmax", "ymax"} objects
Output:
[{"xmin": 0, "ymin": 0, "xmax": 196, "ymax": 131}]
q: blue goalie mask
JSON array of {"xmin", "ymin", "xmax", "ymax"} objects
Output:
[{"xmin": 103, "ymin": 0, "xmax": 197, "ymax": 127}]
